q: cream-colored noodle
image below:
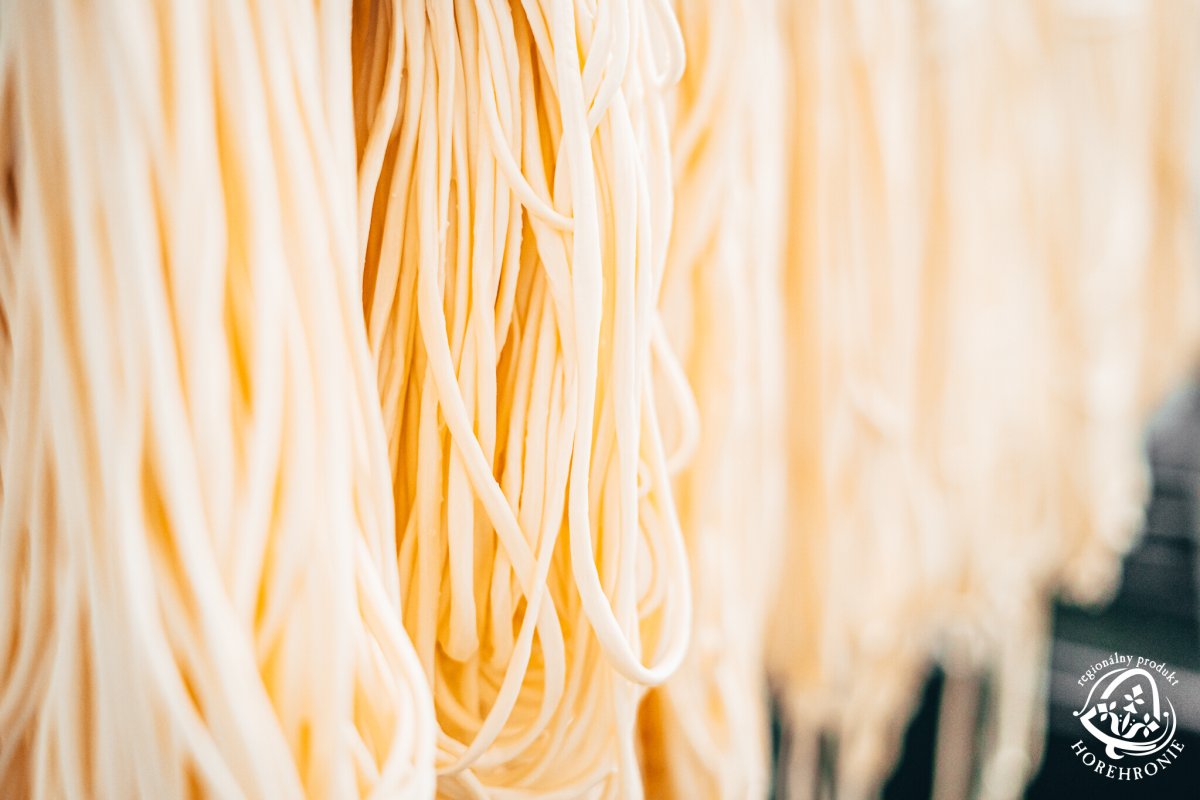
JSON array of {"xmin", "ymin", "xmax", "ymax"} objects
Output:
[
  {"xmin": 769, "ymin": 3, "xmax": 932, "ymax": 794},
  {"xmin": 5, "ymin": 1, "xmax": 1195, "ymax": 798},
  {"xmin": 360, "ymin": 0, "xmax": 692, "ymax": 796},
  {"xmin": 0, "ymin": 1, "xmax": 435, "ymax": 797},
  {"xmin": 769, "ymin": 2, "xmax": 1199, "ymax": 798},
  {"xmin": 967, "ymin": 4, "xmax": 1200, "ymax": 794},
  {"xmin": 637, "ymin": 0, "xmax": 789, "ymax": 797}
]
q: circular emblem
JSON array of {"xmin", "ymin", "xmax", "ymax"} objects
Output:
[{"xmin": 1074, "ymin": 666, "xmax": 1176, "ymax": 760}]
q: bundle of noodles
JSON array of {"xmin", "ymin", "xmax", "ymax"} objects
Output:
[
  {"xmin": 1042, "ymin": 0, "xmax": 1200, "ymax": 605},
  {"xmin": 636, "ymin": 0, "xmax": 789, "ymax": 797},
  {"xmin": 769, "ymin": 1, "xmax": 938, "ymax": 795},
  {"xmin": 0, "ymin": 1, "xmax": 435, "ymax": 797},
  {"xmin": 770, "ymin": 1, "xmax": 1199, "ymax": 797},
  {"xmin": 911, "ymin": 6, "xmax": 1076, "ymax": 793},
  {"xmin": 958, "ymin": 2, "xmax": 1200, "ymax": 794},
  {"xmin": 359, "ymin": 0, "xmax": 693, "ymax": 796},
  {"xmin": 894, "ymin": 4, "xmax": 1199, "ymax": 794}
]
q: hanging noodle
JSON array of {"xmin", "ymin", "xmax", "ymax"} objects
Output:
[
  {"xmin": 359, "ymin": 0, "xmax": 693, "ymax": 796},
  {"xmin": 769, "ymin": 2, "xmax": 1200, "ymax": 798},
  {"xmin": 4, "ymin": 1, "xmax": 1196, "ymax": 798},
  {"xmin": 637, "ymin": 0, "xmax": 788, "ymax": 796},
  {"xmin": 0, "ymin": 1, "xmax": 435, "ymax": 796}
]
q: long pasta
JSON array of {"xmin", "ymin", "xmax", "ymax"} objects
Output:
[
  {"xmin": 4, "ymin": 1, "xmax": 1196, "ymax": 798},
  {"xmin": 0, "ymin": 1, "xmax": 435, "ymax": 796},
  {"xmin": 769, "ymin": 2, "xmax": 1200, "ymax": 798},
  {"xmin": 358, "ymin": 0, "xmax": 693, "ymax": 796},
  {"xmin": 637, "ymin": 0, "xmax": 788, "ymax": 796}
]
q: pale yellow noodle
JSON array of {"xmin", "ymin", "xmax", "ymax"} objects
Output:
[{"xmin": 0, "ymin": 1, "xmax": 435, "ymax": 797}]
